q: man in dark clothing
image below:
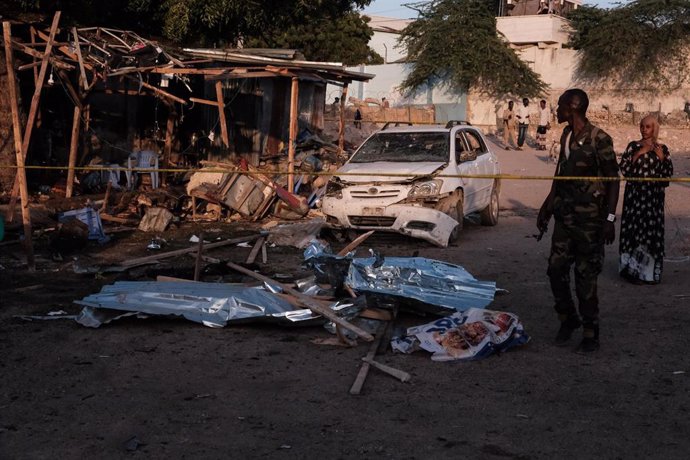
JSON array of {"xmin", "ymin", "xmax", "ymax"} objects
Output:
[{"xmin": 537, "ymin": 89, "xmax": 620, "ymax": 353}]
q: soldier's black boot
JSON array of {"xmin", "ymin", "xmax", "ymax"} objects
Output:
[
  {"xmin": 555, "ymin": 314, "xmax": 581, "ymax": 346},
  {"xmin": 576, "ymin": 320, "xmax": 600, "ymax": 353}
]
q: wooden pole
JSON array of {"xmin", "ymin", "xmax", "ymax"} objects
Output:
[
  {"xmin": 65, "ymin": 105, "xmax": 81, "ymax": 198},
  {"xmin": 6, "ymin": 11, "xmax": 61, "ymax": 223},
  {"xmin": 72, "ymin": 27, "xmax": 88, "ymax": 90},
  {"xmin": 3, "ymin": 22, "xmax": 35, "ymax": 270},
  {"xmin": 288, "ymin": 76, "xmax": 299, "ymax": 192},
  {"xmin": 215, "ymin": 80, "xmax": 230, "ymax": 148},
  {"xmin": 338, "ymin": 83, "xmax": 349, "ymax": 154},
  {"xmin": 162, "ymin": 110, "xmax": 175, "ymax": 185},
  {"xmin": 29, "ymin": 27, "xmax": 39, "ymax": 85},
  {"xmin": 226, "ymin": 262, "xmax": 374, "ymax": 342}
]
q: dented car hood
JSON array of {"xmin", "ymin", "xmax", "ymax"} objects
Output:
[{"xmin": 335, "ymin": 161, "xmax": 446, "ymax": 183}]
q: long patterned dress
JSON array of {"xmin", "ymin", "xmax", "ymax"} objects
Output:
[{"xmin": 619, "ymin": 142, "xmax": 673, "ymax": 283}]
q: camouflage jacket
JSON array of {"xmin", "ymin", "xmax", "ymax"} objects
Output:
[{"xmin": 553, "ymin": 121, "xmax": 618, "ymax": 221}]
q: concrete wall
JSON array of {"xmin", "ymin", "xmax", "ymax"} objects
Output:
[
  {"xmin": 327, "ymin": 63, "xmax": 467, "ymax": 122},
  {"xmin": 469, "ymin": 45, "xmax": 690, "ymax": 131},
  {"xmin": 496, "ymin": 14, "xmax": 573, "ymax": 45}
]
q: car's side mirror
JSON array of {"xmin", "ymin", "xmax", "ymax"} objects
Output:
[{"xmin": 458, "ymin": 150, "xmax": 477, "ymax": 162}]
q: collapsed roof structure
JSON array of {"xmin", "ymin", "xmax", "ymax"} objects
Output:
[{"xmin": 1, "ymin": 12, "xmax": 373, "ymax": 268}]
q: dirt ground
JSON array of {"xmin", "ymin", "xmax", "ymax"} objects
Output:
[{"xmin": 2, "ymin": 125, "xmax": 690, "ymax": 459}]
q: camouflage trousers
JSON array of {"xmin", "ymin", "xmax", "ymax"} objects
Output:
[{"xmin": 547, "ymin": 217, "xmax": 604, "ymax": 325}]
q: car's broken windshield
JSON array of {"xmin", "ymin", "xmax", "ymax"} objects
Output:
[{"xmin": 350, "ymin": 132, "xmax": 449, "ymax": 163}]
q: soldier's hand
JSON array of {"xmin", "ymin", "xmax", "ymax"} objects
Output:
[
  {"xmin": 537, "ymin": 206, "xmax": 551, "ymax": 233},
  {"xmin": 603, "ymin": 221, "xmax": 616, "ymax": 245}
]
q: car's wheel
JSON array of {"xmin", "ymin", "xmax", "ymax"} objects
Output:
[
  {"xmin": 480, "ymin": 181, "xmax": 500, "ymax": 226},
  {"xmin": 440, "ymin": 190, "xmax": 464, "ymax": 245}
]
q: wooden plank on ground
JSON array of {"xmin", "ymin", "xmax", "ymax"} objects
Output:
[
  {"xmin": 350, "ymin": 321, "xmax": 389, "ymax": 395},
  {"xmin": 226, "ymin": 262, "xmax": 374, "ymax": 342},
  {"xmin": 337, "ymin": 230, "xmax": 375, "ymax": 256},
  {"xmin": 245, "ymin": 236, "xmax": 265, "ymax": 264},
  {"xmin": 362, "ymin": 357, "xmax": 411, "ymax": 383},
  {"xmin": 121, "ymin": 235, "xmax": 260, "ymax": 268}
]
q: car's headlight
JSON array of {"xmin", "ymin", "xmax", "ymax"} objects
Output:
[
  {"xmin": 408, "ymin": 179, "xmax": 443, "ymax": 198},
  {"xmin": 326, "ymin": 179, "xmax": 343, "ymax": 199}
]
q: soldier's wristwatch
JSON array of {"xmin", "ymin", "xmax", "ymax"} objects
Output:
[{"xmin": 606, "ymin": 213, "xmax": 616, "ymax": 223}]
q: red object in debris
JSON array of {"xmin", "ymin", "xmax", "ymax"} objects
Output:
[{"xmin": 239, "ymin": 158, "xmax": 248, "ymax": 171}]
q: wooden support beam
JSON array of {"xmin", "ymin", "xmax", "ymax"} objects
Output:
[
  {"xmin": 9, "ymin": 40, "xmax": 73, "ymax": 70},
  {"xmin": 124, "ymin": 75, "xmax": 186, "ymax": 105},
  {"xmin": 215, "ymin": 80, "xmax": 230, "ymax": 148},
  {"xmin": 57, "ymin": 70, "xmax": 83, "ymax": 109},
  {"xmin": 65, "ymin": 105, "xmax": 81, "ymax": 198},
  {"xmin": 3, "ymin": 22, "xmax": 35, "ymax": 270},
  {"xmin": 150, "ymin": 67, "xmax": 226, "ymax": 75},
  {"xmin": 338, "ymin": 83, "xmax": 349, "ymax": 154},
  {"xmin": 189, "ymin": 96, "xmax": 219, "ymax": 106},
  {"xmin": 72, "ymin": 27, "xmax": 89, "ymax": 90},
  {"xmin": 226, "ymin": 262, "xmax": 374, "ymax": 342},
  {"xmin": 29, "ymin": 26, "xmax": 39, "ymax": 85},
  {"xmin": 34, "ymin": 28, "xmax": 92, "ymax": 70},
  {"xmin": 288, "ymin": 76, "xmax": 299, "ymax": 192},
  {"xmin": 162, "ymin": 110, "xmax": 175, "ymax": 185},
  {"xmin": 6, "ymin": 11, "xmax": 61, "ymax": 224}
]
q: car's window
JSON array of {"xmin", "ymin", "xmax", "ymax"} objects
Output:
[
  {"xmin": 463, "ymin": 130, "xmax": 487, "ymax": 155},
  {"xmin": 455, "ymin": 133, "xmax": 468, "ymax": 163},
  {"xmin": 350, "ymin": 132, "xmax": 450, "ymax": 163}
]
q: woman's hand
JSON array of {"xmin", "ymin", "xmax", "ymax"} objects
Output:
[{"xmin": 653, "ymin": 143, "xmax": 665, "ymax": 160}]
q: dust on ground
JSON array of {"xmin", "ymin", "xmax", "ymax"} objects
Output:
[{"xmin": 1, "ymin": 124, "xmax": 690, "ymax": 459}]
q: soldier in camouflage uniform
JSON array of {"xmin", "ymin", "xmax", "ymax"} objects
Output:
[{"xmin": 537, "ymin": 89, "xmax": 619, "ymax": 353}]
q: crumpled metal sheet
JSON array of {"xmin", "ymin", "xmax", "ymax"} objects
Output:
[
  {"xmin": 74, "ymin": 281, "xmax": 319, "ymax": 328},
  {"xmin": 346, "ymin": 256, "xmax": 496, "ymax": 313}
]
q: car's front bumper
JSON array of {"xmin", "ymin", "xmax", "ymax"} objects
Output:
[{"xmin": 322, "ymin": 201, "xmax": 459, "ymax": 247}]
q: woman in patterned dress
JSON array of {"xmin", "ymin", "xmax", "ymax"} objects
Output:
[{"xmin": 619, "ymin": 115, "xmax": 673, "ymax": 284}]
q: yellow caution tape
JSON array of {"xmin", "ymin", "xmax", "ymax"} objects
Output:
[{"xmin": 0, "ymin": 164, "xmax": 688, "ymax": 182}]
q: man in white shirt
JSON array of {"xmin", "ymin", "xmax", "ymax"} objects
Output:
[
  {"xmin": 537, "ymin": 99, "xmax": 551, "ymax": 150},
  {"xmin": 516, "ymin": 98, "xmax": 530, "ymax": 150}
]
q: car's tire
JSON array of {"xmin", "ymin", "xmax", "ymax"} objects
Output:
[
  {"xmin": 443, "ymin": 190, "xmax": 464, "ymax": 245},
  {"xmin": 480, "ymin": 181, "xmax": 500, "ymax": 226}
]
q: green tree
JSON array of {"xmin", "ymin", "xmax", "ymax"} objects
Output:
[
  {"xmin": 4, "ymin": 0, "xmax": 381, "ymax": 65},
  {"xmin": 568, "ymin": 1, "xmax": 690, "ymax": 89},
  {"xmin": 398, "ymin": 0, "xmax": 548, "ymax": 98}
]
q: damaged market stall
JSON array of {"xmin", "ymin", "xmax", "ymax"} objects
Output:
[{"xmin": 1, "ymin": 12, "xmax": 373, "ymax": 265}]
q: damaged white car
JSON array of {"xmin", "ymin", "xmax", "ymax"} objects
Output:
[{"xmin": 321, "ymin": 123, "xmax": 500, "ymax": 247}]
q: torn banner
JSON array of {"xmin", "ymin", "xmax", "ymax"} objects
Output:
[
  {"xmin": 75, "ymin": 281, "xmax": 319, "ymax": 328},
  {"xmin": 392, "ymin": 308, "xmax": 530, "ymax": 361}
]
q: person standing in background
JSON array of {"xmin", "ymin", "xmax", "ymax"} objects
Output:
[
  {"xmin": 502, "ymin": 101, "xmax": 516, "ymax": 150},
  {"xmin": 619, "ymin": 115, "xmax": 673, "ymax": 284},
  {"xmin": 537, "ymin": 99, "xmax": 551, "ymax": 151},
  {"xmin": 516, "ymin": 98, "xmax": 530, "ymax": 150}
]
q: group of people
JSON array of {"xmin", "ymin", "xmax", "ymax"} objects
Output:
[
  {"xmin": 502, "ymin": 98, "xmax": 551, "ymax": 151},
  {"xmin": 537, "ymin": 89, "xmax": 674, "ymax": 353}
]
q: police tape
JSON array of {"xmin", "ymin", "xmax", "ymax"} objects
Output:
[{"xmin": 0, "ymin": 164, "xmax": 688, "ymax": 183}]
